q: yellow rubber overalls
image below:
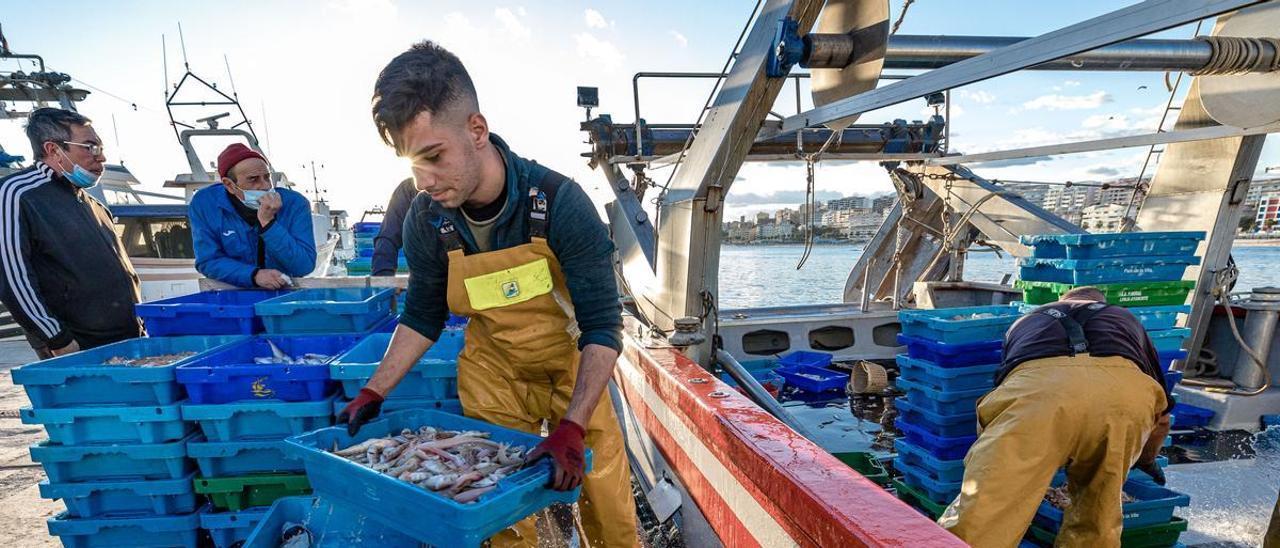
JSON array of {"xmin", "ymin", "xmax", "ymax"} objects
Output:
[{"xmin": 434, "ymin": 181, "xmax": 638, "ymax": 548}]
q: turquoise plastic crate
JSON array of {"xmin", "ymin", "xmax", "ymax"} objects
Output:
[
  {"xmin": 135, "ymin": 290, "xmax": 290, "ymax": 336},
  {"xmin": 31, "ymin": 433, "xmax": 196, "ymax": 483},
  {"xmin": 200, "ymin": 506, "xmax": 270, "ymax": 548},
  {"xmin": 21, "ymin": 403, "xmax": 191, "ymax": 445},
  {"xmin": 330, "ymin": 331, "xmax": 462, "ymax": 399},
  {"xmin": 894, "ymin": 438, "xmax": 966, "ymax": 483},
  {"xmin": 895, "ymin": 355, "xmax": 998, "ymax": 392},
  {"xmin": 182, "ymin": 395, "xmax": 336, "ymax": 442},
  {"xmin": 285, "ymin": 409, "xmax": 587, "ymax": 547},
  {"xmin": 39, "ymin": 473, "xmax": 198, "ymax": 518},
  {"xmin": 255, "ymin": 288, "xmax": 394, "ymax": 334},
  {"xmin": 1035, "ymin": 478, "xmax": 1190, "ymax": 531},
  {"xmin": 897, "ymin": 334, "xmax": 1002, "ymax": 368},
  {"xmin": 243, "ymin": 496, "xmax": 420, "ymax": 547},
  {"xmin": 895, "ymin": 416, "xmax": 977, "ymax": 461},
  {"xmin": 896, "ymin": 377, "xmax": 990, "ymax": 415},
  {"xmin": 176, "ymin": 335, "xmax": 361, "ymax": 404},
  {"xmin": 1018, "ymin": 255, "xmax": 1200, "ymax": 285},
  {"xmin": 899, "ymin": 305, "xmax": 1022, "ymax": 344},
  {"xmin": 1015, "ymin": 303, "xmax": 1191, "ymax": 331},
  {"xmin": 893, "ymin": 398, "xmax": 978, "ymax": 438},
  {"xmin": 1021, "ymin": 231, "xmax": 1204, "ymax": 259},
  {"xmin": 1148, "ymin": 328, "xmax": 1191, "ymax": 352},
  {"xmin": 47, "ymin": 506, "xmax": 203, "ymax": 548},
  {"xmin": 896, "ymin": 457, "xmax": 962, "ymax": 503},
  {"xmin": 188, "ymin": 439, "xmax": 304, "ymax": 476},
  {"xmin": 11, "ymin": 335, "xmax": 245, "ymax": 408},
  {"xmin": 332, "ymin": 396, "xmax": 464, "ymax": 417}
]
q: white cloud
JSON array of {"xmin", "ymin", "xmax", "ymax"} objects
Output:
[
  {"xmin": 495, "ymin": 7, "xmax": 531, "ymax": 40},
  {"xmin": 958, "ymin": 89, "xmax": 996, "ymax": 104},
  {"xmin": 574, "ymin": 32, "xmax": 624, "ymax": 71},
  {"xmin": 1023, "ymin": 91, "xmax": 1113, "ymax": 111},
  {"xmin": 584, "ymin": 8, "xmax": 609, "ymax": 29},
  {"xmin": 1063, "ymin": 80, "xmax": 1082, "ymax": 87},
  {"xmin": 668, "ymin": 30, "xmax": 688, "ymax": 48}
]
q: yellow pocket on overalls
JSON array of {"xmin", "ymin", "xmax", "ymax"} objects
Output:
[{"xmin": 462, "ymin": 257, "xmax": 554, "ymax": 311}]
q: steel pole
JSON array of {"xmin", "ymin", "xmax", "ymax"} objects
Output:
[{"xmin": 874, "ymin": 34, "xmax": 1227, "ymax": 72}]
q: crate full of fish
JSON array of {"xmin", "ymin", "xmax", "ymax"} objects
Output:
[
  {"xmin": 194, "ymin": 474, "xmax": 311, "ymax": 512},
  {"xmin": 11, "ymin": 335, "xmax": 245, "ymax": 408},
  {"xmin": 899, "ymin": 305, "xmax": 1023, "ymax": 345},
  {"xmin": 242, "ymin": 496, "xmax": 421, "ymax": 548},
  {"xmin": 1036, "ymin": 479, "xmax": 1190, "ymax": 531},
  {"xmin": 1017, "ymin": 255, "xmax": 1200, "ymax": 285},
  {"xmin": 20, "ymin": 402, "xmax": 192, "ymax": 445},
  {"xmin": 176, "ymin": 335, "xmax": 361, "ymax": 404},
  {"xmin": 255, "ymin": 287, "xmax": 395, "ymax": 334},
  {"xmin": 47, "ymin": 506, "xmax": 203, "ymax": 548},
  {"xmin": 331, "ymin": 331, "xmax": 463, "ymax": 400},
  {"xmin": 187, "ymin": 438, "xmax": 304, "ymax": 477},
  {"xmin": 135, "ymin": 289, "xmax": 290, "ymax": 337},
  {"xmin": 39, "ymin": 473, "xmax": 198, "ymax": 518},
  {"xmin": 285, "ymin": 409, "xmax": 588, "ymax": 547},
  {"xmin": 182, "ymin": 395, "xmax": 336, "ymax": 442},
  {"xmin": 1020, "ymin": 231, "xmax": 1204, "ymax": 260},
  {"xmin": 200, "ymin": 506, "xmax": 270, "ymax": 548}
]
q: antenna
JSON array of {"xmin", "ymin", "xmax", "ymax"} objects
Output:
[
  {"xmin": 223, "ymin": 54, "xmax": 239, "ymax": 99},
  {"xmin": 177, "ymin": 22, "xmax": 190, "ymax": 70},
  {"xmin": 260, "ymin": 100, "xmax": 272, "ymax": 156},
  {"xmin": 111, "ymin": 113, "xmax": 122, "ymax": 164},
  {"xmin": 162, "ymin": 34, "xmax": 169, "ymax": 98}
]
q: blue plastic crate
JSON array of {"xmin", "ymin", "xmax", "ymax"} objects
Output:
[
  {"xmin": 893, "ymin": 398, "xmax": 978, "ymax": 438},
  {"xmin": 1165, "ymin": 367, "xmax": 1184, "ymax": 387},
  {"xmin": 896, "ymin": 334, "xmax": 1002, "ymax": 368},
  {"xmin": 1018, "ymin": 255, "xmax": 1201, "ymax": 285},
  {"xmin": 182, "ymin": 395, "xmax": 336, "ymax": 442},
  {"xmin": 30, "ymin": 433, "xmax": 196, "ymax": 483},
  {"xmin": 894, "ymin": 438, "xmax": 967, "ymax": 483},
  {"xmin": 255, "ymin": 287, "xmax": 395, "ymax": 334},
  {"xmin": 895, "ymin": 355, "xmax": 997, "ymax": 392},
  {"xmin": 39, "ymin": 473, "xmax": 198, "ymax": 518},
  {"xmin": 21, "ymin": 403, "xmax": 191, "ymax": 445},
  {"xmin": 332, "ymin": 396, "xmax": 464, "ymax": 417},
  {"xmin": 47, "ymin": 506, "xmax": 203, "ymax": 548},
  {"xmin": 896, "ymin": 457, "xmax": 962, "ymax": 504},
  {"xmin": 778, "ymin": 350, "xmax": 833, "ymax": 369},
  {"xmin": 899, "ymin": 305, "xmax": 1022, "ymax": 344},
  {"xmin": 1020, "ymin": 231, "xmax": 1204, "ymax": 260},
  {"xmin": 1035, "ymin": 478, "xmax": 1190, "ymax": 531},
  {"xmin": 285, "ymin": 409, "xmax": 587, "ymax": 547},
  {"xmin": 776, "ymin": 365, "xmax": 848, "ymax": 393},
  {"xmin": 200, "ymin": 506, "xmax": 270, "ymax": 548},
  {"xmin": 895, "ymin": 416, "xmax": 977, "ymax": 461},
  {"xmin": 352, "ymin": 221, "xmax": 382, "ymax": 234},
  {"xmin": 188, "ymin": 439, "xmax": 304, "ymax": 476},
  {"xmin": 11, "ymin": 335, "xmax": 245, "ymax": 408},
  {"xmin": 331, "ymin": 331, "xmax": 462, "ymax": 399},
  {"xmin": 1172, "ymin": 403, "xmax": 1214, "ymax": 428},
  {"xmin": 1148, "ymin": 328, "xmax": 1191, "ymax": 353},
  {"xmin": 1015, "ymin": 303, "xmax": 1191, "ymax": 331},
  {"xmin": 176, "ymin": 335, "xmax": 361, "ymax": 404},
  {"xmin": 135, "ymin": 290, "xmax": 290, "ymax": 336},
  {"xmin": 243, "ymin": 496, "xmax": 420, "ymax": 547},
  {"xmin": 896, "ymin": 377, "xmax": 989, "ymax": 416}
]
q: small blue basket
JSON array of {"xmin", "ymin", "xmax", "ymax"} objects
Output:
[
  {"xmin": 895, "ymin": 355, "xmax": 998, "ymax": 392},
  {"xmin": 1017, "ymin": 255, "xmax": 1200, "ymax": 285},
  {"xmin": 47, "ymin": 506, "xmax": 203, "ymax": 548},
  {"xmin": 30, "ymin": 433, "xmax": 196, "ymax": 483},
  {"xmin": 200, "ymin": 506, "xmax": 270, "ymax": 548},
  {"xmin": 182, "ymin": 395, "xmax": 336, "ymax": 442},
  {"xmin": 21, "ymin": 403, "xmax": 192, "ymax": 445},
  {"xmin": 39, "ymin": 473, "xmax": 198, "ymax": 518},
  {"xmin": 285, "ymin": 410, "xmax": 587, "ymax": 547},
  {"xmin": 176, "ymin": 335, "xmax": 361, "ymax": 404},
  {"xmin": 896, "ymin": 377, "xmax": 989, "ymax": 416},
  {"xmin": 776, "ymin": 365, "xmax": 848, "ymax": 393},
  {"xmin": 1148, "ymin": 328, "xmax": 1191, "ymax": 353},
  {"xmin": 897, "ymin": 334, "xmax": 1002, "ymax": 368},
  {"xmin": 777, "ymin": 350, "xmax": 833, "ymax": 369},
  {"xmin": 332, "ymin": 396, "xmax": 464, "ymax": 418},
  {"xmin": 893, "ymin": 398, "xmax": 978, "ymax": 438},
  {"xmin": 895, "ymin": 416, "xmax": 977, "ymax": 461},
  {"xmin": 135, "ymin": 290, "xmax": 290, "ymax": 336},
  {"xmin": 188, "ymin": 439, "xmax": 304, "ymax": 477},
  {"xmin": 243, "ymin": 496, "xmax": 421, "ymax": 547},
  {"xmin": 899, "ymin": 305, "xmax": 1022, "ymax": 345},
  {"xmin": 255, "ymin": 287, "xmax": 395, "ymax": 334},
  {"xmin": 894, "ymin": 438, "xmax": 967, "ymax": 483},
  {"xmin": 11, "ymin": 335, "xmax": 245, "ymax": 408},
  {"xmin": 1172, "ymin": 403, "xmax": 1214, "ymax": 428},
  {"xmin": 331, "ymin": 331, "xmax": 462, "ymax": 399},
  {"xmin": 896, "ymin": 457, "xmax": 962, "ymax": 504},
  {"xmin": 1035, "ymin": 478, "xmax": 1190, "ymax": 531}
]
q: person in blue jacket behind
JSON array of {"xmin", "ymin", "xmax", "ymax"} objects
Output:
[{"xmin": 190, "ymin": 143, "xmax": 316, "ymax": 288}]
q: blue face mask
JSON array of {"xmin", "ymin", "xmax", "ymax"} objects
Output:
[
  {"xmin": 240, "ymin": 189, "xmax": 268, "ymax": 210},
  {"xmin": 56, "ymin": 148, "xmax": 100, "ymax": 189}
]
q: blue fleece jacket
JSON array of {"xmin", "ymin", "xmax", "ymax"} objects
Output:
[
  {"xmin": 399, "ymin": 134, "xmax": 622, "ymax": 352},
  {"xmin": 189, "ymin": 185, "xmax": 317, "ymax": 287}
]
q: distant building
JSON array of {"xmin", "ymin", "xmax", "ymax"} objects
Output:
[
  {"xmin": 774, "ymin": 208, "xmax": 797, "ymax": 225},
  {"xmin": 826, "ymin": 196, "xmax": 868, "ymax": 211},
  {"xmin": 1081, "ymin": 203, "xmax": 1127, "ymax": 233},
  {"xmin": 999, "ymin": 182, "xmax": 1050, "ymax": 207},
  {"xmin": 871, "ymin": 195, "xmax": 896, "ymax": 213},
  {"xmin": 1245, "ymin": 177, "xmax": 1280, "ymax": 212},
  {"xmin": 1043, "ymin": 185, "xmax": 1100, "ymax": 224},
  {"xmin": 1256, "ymin": 195, "xmax": 1280, "ymax": 231},
  {"xmin": 755, "ymin": 211, "xmax": 771, "ymax": 225},
  {"xmin": 757, "ymin": 221, "xmax": 795, "ymax": 240},
  {"xmin": 845, "ymin": 209, "xmax": 887, "ymax": 239}
]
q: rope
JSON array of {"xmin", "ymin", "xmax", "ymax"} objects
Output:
[
  {"xmin": 1192, "ymin": 35, "xmax": 1280, "ymax": 75},
  {"xmin": 795, "ymin": 131, "xmax": 840, "ymax": 269},
  {"xmin": 891, "ymin": 0, "xmax": 916, "ymax": 35}
]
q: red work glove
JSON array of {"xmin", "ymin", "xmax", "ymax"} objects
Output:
[
  {"xmin": 337, "ymin": 388, "xmax": 384, "ymax": 436},
  {"xmin": 526, "ymin": 419, "xmax": 587, "ymax": 491}
]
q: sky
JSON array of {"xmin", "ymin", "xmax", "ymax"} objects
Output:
[{"xmin": 0, "ymin": 0, "xmax": 1276, "ymax": 222}]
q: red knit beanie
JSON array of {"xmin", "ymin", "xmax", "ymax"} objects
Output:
[{"xmin": 217, "ymin": 143, "xmax": 267, "ymax": 179}]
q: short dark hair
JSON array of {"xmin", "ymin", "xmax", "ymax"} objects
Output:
[
  {"xmin": 371, "ymin": 41, "xmax": 478, "ymax": 148},
  {"xmin": 26, "ymin": 108, "xmax": 92, "ymax": 160},
  {"xmin": 1061, "ymin": 286, "xmax": 1107, "ymax": 302}
]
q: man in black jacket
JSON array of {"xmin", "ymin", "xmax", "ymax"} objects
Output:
[
  {"xmin": 0, "ymin": 108, "xmax": 143, "ymax": 358},
  {"xmin": 370, "ymin": 177, "xmax": 417, "ymax": 276}
]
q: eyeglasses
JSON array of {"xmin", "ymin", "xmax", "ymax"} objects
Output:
[{"xmin": 61, "ymin": 141, "xmax": 105, "ymax": 157}]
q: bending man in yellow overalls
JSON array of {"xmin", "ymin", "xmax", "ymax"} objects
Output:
[{"xmin": 339, "ymin": 41, "xmax": 639, "ymax": 547}]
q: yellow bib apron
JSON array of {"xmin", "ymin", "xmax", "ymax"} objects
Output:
[{"xmin": 438, "ymin": 183, "xmax": 638, "ymax": 548}]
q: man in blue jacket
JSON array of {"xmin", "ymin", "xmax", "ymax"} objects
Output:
[{"xmin": 190, "ymin": 144, "xmax": 317, "ymax": 288}]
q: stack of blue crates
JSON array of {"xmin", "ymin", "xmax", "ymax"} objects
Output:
[
  {"xmin": 330, "ymin": 327, "xmax": 468, "ymax": 417},
  {"xmin": 12, "ymin": 335, "xmax": 248, "ymax": 548},
  {"xmin": 893, "ymin": 305, "xmax": 1022, "ymax": 512},
  {"xmin": 346, "ymin": 222, "xmax": 408, "ymax": 275}
]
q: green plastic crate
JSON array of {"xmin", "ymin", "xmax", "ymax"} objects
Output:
[
  {"xmin": 1016, "ymin": 280, "xmax": 1195, "ymax": 307},
  {"xmin": 892, "ymin": 478, "xmax": 949, "ymax": 519},
  {"xmin": 1026, "ymin": 516, "xmax": 1188, "ymax": 547},
  {"xmin": 833, "ymin": 452, "xmax": 891, "ymax": 486},
  {"xmin": 194, "ymin": 474, "xmax": 311, "ymax": 511}
]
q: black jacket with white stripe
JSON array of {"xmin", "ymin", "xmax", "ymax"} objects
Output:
[{"xmin": 0, "ymin": 162, "xmax": 142, "ymax": 350}]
